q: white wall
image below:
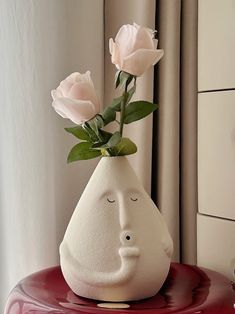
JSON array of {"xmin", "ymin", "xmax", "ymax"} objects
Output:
[
  {"xmin": 198, "ymin": 0, "xmax": 235, "ymax": 91},
  {"xmin": 0, "ymin": 0, "xmax": 104, "ymax": 311},
  {"xmin": 197, "ymin": 0, "xmax": 235, "ymax": 279}
]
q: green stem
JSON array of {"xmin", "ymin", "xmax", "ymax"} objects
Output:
[
  {"xmin": 97, "ymin": 131, "xmax": 103, "ymax": 143},
  {"xmin": 119, "ymin": 82, "xmax": 128, "ymax": 137},
  {"xmin": 101, "ymin": 148, "xmax": 111, "ymax": 157}
]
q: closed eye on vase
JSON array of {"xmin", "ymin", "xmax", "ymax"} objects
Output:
[
  {"xmin": 130, "ymin": 197, "xmax": 138, "ymax": 201},
  {"xmin": 107, "ymin": 198, "xmax": 115, "ymax": 203}
]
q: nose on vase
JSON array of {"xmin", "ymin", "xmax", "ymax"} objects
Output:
[{"xmin": 118, "ymin": 199, "xmax": 131, "ymax": 229}]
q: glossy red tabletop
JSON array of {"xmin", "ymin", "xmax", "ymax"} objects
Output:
[{"xmin": 5, "ymin": 263, "xmax": 235, "ymax": 313}]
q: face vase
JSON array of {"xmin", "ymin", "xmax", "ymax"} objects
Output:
[{"xmin": 60, "ymin": 156, "xmax": 173, "ymax": 302}]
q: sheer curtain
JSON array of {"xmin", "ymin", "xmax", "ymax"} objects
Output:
[
  {"xmin": 0, "ymin": 0, "xmax": 104, "ymax": 310},
  {"xmin": 0, "ymin": 0, "xmax": 156, "ymax": 311}
]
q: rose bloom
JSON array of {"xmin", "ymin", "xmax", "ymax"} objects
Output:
[
  {"xmin": 51, "ymin": 71, "xmax": 100, "ymax": 125},
  {"xmin": 109, "ymin": 23, "xmax": 164, "ymax": 77}
]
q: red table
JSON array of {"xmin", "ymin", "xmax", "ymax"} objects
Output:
[{"xmin": 5, "ymin": 263, "xmax": 235, "ymax": 313}]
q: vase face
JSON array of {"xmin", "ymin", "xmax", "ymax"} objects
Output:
[{"xmin": 60, "ymin": 157, "xmax": 173, "ymax": 302}]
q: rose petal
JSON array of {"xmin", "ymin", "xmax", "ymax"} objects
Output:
[
  {"xmin": 51, "ymin": 89, "xmax": 59, "ymax": 101},
  {"xmin": 65, "ymin": 72, "xmax": 81, "ymax": 84},
  {"xmin": 109, "ymin": 38, "xmax": 121, "ymax": 68},
  {"xmin": 115, "ymin": 24, "xmax": 138, "ymax": 61},
  {"xmin": 52, "ymin": 98, "xmax": 96, "ymax": 125},
  {"xmin": 109, "ymin": 38, "xmax": 114, "ymax": 54},
  {"xmin": 51, "ymin": 88, "xmax": 63, "ymax": 99},
  {"xmin": 52, "ymin": 103, "xmax": 68, "ymax": 118},
  {"xmin": 67, "ymin": 82, "xmax": 100, "ymax": 111},
  {"xmin": 82, "ymin": 71, "xmax": 94, "ymax": 88},
  {"xmin": 59, "ymin": 80, "xmax": 74, "ymax": 97},
  {"xmin": 133, "ymin": 27, "xmax": 155, "ymax": 51},
  {"xmin": 122, "ymin": 49, "xmax": 164, "ymax": 76},
  {"xmin": 68, "ymin": 83, "xmax": 88, "ymax": 100},
  {"xmin": 133, "ymin": 22, "xmax": 140, "ymax": 29}
]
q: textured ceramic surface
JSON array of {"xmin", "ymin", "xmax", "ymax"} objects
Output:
[
  {"xmin": 60, "ymin": 156, "xmax": 173, "ymax": 301},
  {"xmin": 4, "ymin": 263, "xmax": 235, "ymax": 313}
]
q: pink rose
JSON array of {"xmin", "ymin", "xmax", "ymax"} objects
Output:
[
  {"xmin": 51, "ymin": 71, "xmax": 100, "ymax": 125},
  {"xmin": 109, "ymin": 23, "xmax": 164, "ymax": 77}
]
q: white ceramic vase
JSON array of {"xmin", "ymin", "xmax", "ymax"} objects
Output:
[{"xmin": 60, "ymin": 156, "xmax": 173, "ymax": 302}]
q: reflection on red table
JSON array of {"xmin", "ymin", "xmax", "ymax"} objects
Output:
[{"xmin": 5, "ymin": 263, "xmax": 235, "ymax": 313}]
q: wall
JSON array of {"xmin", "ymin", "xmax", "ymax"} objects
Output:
[{"xmin": 197, "ymin": 0, "xmax": 235, "ymax": 279}]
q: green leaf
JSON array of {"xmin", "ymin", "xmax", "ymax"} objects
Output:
[
  {"xmin": 124, "ymin": 101, "xmax": 158, "ymax": 124},
  {"xmin": 67, "ymin": 142, "xmax": 101, "ymax": 163},
  {"xmin": 65, "ymin": 126, "xmax": 91, "ymax": 141},
  {"xmin": 90, "ymin": 130, "xmax": 113, "ymax": 150},
  {"xmin": 115, "ymin": 70, "xmax": 122, "ymax": 88},
  {"xmin": 94, "ymin": 115, "xmax": 104, "ymax": 129},
  {"xmin": 99, "ymin": 130, "xmax": 113, "ymax": 142},
  {"xmin": 119, "ymin": 72, "xmax": 135, "ymax": 88},
  {"xmin": 110, "ymin": 137, "xmax": 137, "ymax": 156},
  {"xmin": 127, "ymin": 85, "xmax": 136, "ymax": 103},
  {"xmin": 110, "ymin": 85, "xmax": 136, "ymax": 111},
  {"xmin": 92, "ymin": 131, "xmax": 121, "ymax": 150},
  {"xmin": 101, "ymin": 148, "xmax": 111, "ymax": 157},
  {"xmin": 91, "ymin": 142, "xmax": 106, "ymax": 149},
  {"xmin": 83, "ymin": 122, "xmax": 98, "ymax": 142},
  {"xmin": 101, "ymin": 107, "xmax": 116, "ymax": 125},
  {"xmin": 88, "ymin": 119, "xmax": 99, "ymax": 136},
  {"xmin": 105, "ymin": 131, "xmax": 121, "ymax": 148},
  {"xmin": 110, "ymin": 95, "xmax": 123, "ymax": 111}
]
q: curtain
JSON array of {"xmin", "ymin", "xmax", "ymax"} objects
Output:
[
  {"xmin": 0, "ymin": 0, "xmax": 156, "ymax": 311},
  {"xmin": 0, "ymin": 0, "xmax": 198, "ymax": 312},
  {"xmin": 152, "ymin": 0, "xmax": 198, "ymax": 263},
  {"xmin": 0, "ymin": 0, "xmax": 104, "ymax": 310}
]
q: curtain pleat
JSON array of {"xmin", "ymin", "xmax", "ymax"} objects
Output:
[
  {"xmin": 153, "ymin": 0, "xmax": 182, "ymax": 262},
  {"xmin": 153, "ymin": 0, "xmax": 198, "ymax": 263},
  {"xmin": 180, "ymin": 0, "xmax": 198, "ymax": 264}
]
